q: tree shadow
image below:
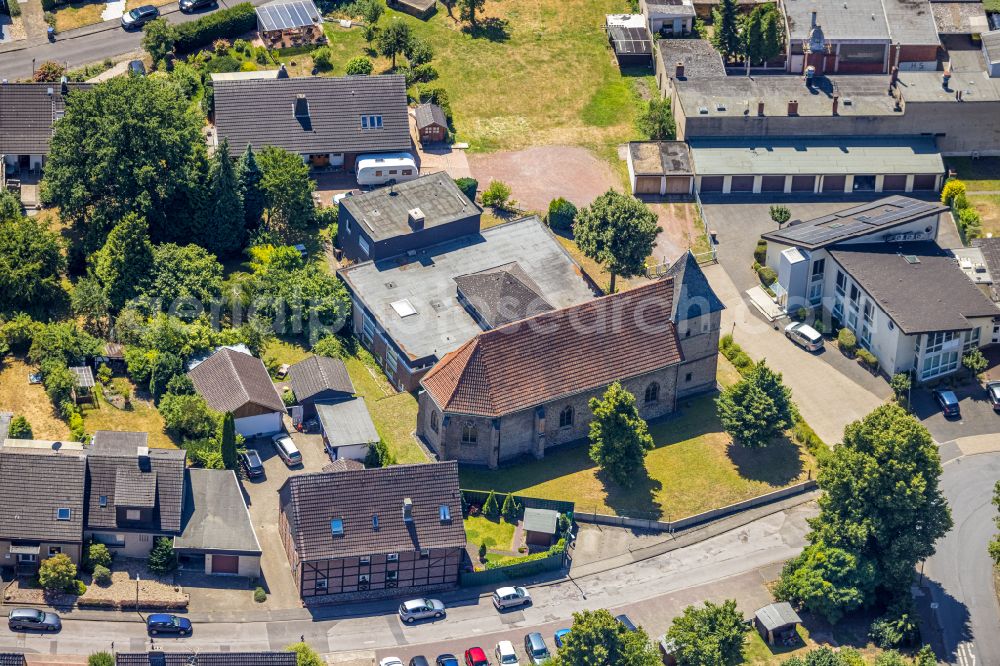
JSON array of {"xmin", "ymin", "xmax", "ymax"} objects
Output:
[
  {"xmin": 726, "ymin": 434, "xmax": 805, "ymax": 486},
  {"xmin": 598, "ymin": 467, "xmax": 663, "ymax": 520},
  {"xmin": 461, "ymin": 17, "xmax": 510, "ymax": 42}
]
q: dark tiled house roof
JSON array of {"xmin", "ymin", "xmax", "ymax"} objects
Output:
[
  {"xmin": 0, "ymin": 654, "xmax": 26, "ymax": 666},
  {"xmin": 421, "ymin": 278, "xmax": 682, "ymax": 417},
  {"xmin": 189, "ymin": 348, "xmax": 286, "ymax": 414},
  {"xmin": 665, "ymin": 250, "xmax": 725, "ymax": 321},
  {"xmin": 174, "ymin": 469, "xmax": 261, "ymax": 554},
  {"xmin": 322, "ymin": 458, "xmax": 365, "ymax": 473},
  {"xmin": 414, "ymin": 102, "xmax": 447, "ymax": 129},
  {"xmin": 116, "ymin": 653, "xmax": 297, "ymax": 666},
  {"xmin": 976, "ymin": 237, "xmax": 1000, "ymax": 302},
  {"xmin": 454, "ymin": 262, "xmax": 554, "ymax": 329},
  {"xmin": 827, "ymin": 242, "xmax": 1000, "ymax": 335},
  {"xmin": 0, "ymin": 446, "xmax": 87, "ymax": 543},
  {"xmin": 289, "ymin": 355, "xmax": 355, "ymax": 402},
  {"xmin": 280, "ymin": 461, "xmax": 466, "ymax": 561},
  {"xmin": 87, "ymin": 431, "xmax": 187, "ymax": 533},
  {"xmin": 0, "ymin": 82, "xmax": 91, "ymax": 155},
  {"xmin": 213, "ymin": 75, "xmax": 411, "ymax": 156}
]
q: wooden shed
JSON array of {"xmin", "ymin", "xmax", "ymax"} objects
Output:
[
  {"xmin": 754, "ymin": 602, "xmax": 802, "ymax": 646},
  {"xmin": 415, "ymin": 103, "xmax": 448, "ymax": 144},
  {"xmin": 522, "ymin": 508, "xmax": 560, "ymax": 547}
]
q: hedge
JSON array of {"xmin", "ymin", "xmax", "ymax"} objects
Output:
[{"xmin": 174, "ymin": 2, "xmax": 257, "ymax": 54}]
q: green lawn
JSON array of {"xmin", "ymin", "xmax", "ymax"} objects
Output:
[
  {"xmin": 464, "ymin": 515, "xmax": 516, "ymax": 550},
  {"xmin": 945, "ymin": 157, "xmax": 1000, "ymax": 192},
  {"xmin": 82, "ymin": 381, "xmax": 176, "ymax": 449},
  {"xmin": 969, "ymin": 194, "xmax": 1000, "ymax": 238}
]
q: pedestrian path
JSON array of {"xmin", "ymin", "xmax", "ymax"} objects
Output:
[{"xmin": 101, "ymin": 0, "xmax": 126, "ymax": 22}]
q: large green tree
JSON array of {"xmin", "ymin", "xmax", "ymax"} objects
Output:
[
  {"xmin": 666, "ymin": 600, "xmax": 747, "ymax": 666},
  {"xmin": 142, "ymin": 18, "xmax": 175, "ymax": 66},
  {"xmin": 715, "ymin": 360, "xmax": 796, "ymax": 448},
  {"xmin": 220, "ymin": 412, "xmax": 238, "ymax": 470},
  {"xmin": 588, "ymin": 382, "xmax": 654, "ymax": 488},
  {"xmin": 556, "ymin": 609, "xmax": 660, "ymax": 666},
  {"xmin": 377, "ymin": 20, "xmax": 413, "ymax": 69},
  {"xmin": 458, "ymin": 0, "xmax": 486, "ymax": 26},
  {"xmin": 237, "ymin": 144, "xmax": 266, "ymax": 236},
  {"xmin": 0, "ymin": 214, "xmax": 66, "ymax": 315},
  {"xmin": 574, "ymin": 189, "xmax": 660, "ymax": 293},
  {"xmin": 44, "ymin": 76, "xmax": 207, "ymax": 257},
  {"xmin": 779, "ymin": 404, "xmax": 952, "ymax": 614},
  {"xmin": 72, "ymin": 274, "xmax": 111, "ymax": 336},
  {"xmin": 94, "ymin": 213, "xmax": 154, "ymax": 311},
  {"xmin": 741, "ymin": 7, "xmax": 765, "ymax": 70},
  {"xmin": 760, "ymin": 5, "xmax": 785, "ymax": 64},
  {"xmin": 711, "ymin": 0, "xmax": 740, "ymax": 61},
  {"xmin": 774, "ymin": 542, "xmax": 875, "ymax": 623},
  {"xmin": 204, "ymin": 138, "xmax": 246, "ymax": 256},
  {"xmin": 146, "ymin": 243, "xmax": 224, "ymax": 310},
  {"xmin": 637, "ymin": 97, "xmax": 676, "ymax": 140},
  {"xmin": 257, "ymin": 146, "xmax": 316, "ymax": 237}
]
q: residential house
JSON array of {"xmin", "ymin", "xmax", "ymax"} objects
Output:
[
  {"xmin": 414, "ymin": 103, "xmax": 448, "ymax": 144},
  {"xmin": 0, "ymin": 440, "xmax": 87, "ymax": 574},
  {"xmin": 212, "ymin": 75, "xmax": 411, "ymax": 170},
  {"xmin": 640, "ymin": 0, "xmax": 695, "ymax": 35},
  {"xmin": 116, "ymin": 654, "xmax": 296, "ymax": 666},
  {"xmin": 278, "ymin": 461, "xmax": 466, "ymax": 603},
  {"xmin": 315, "ymin": 398, "xmax": 379, "ymax": 462},
  {"xmin": 417, "ymin": 260, "xmax": 723, "ymax": 468},
  {"xmin": 338, "ymin": 216, "xmax": 597, "ymax": 391},
  {"xmin": 85, "ymin": 431, "xmax": 186, "ymax": 557},
  {"xmin": 337, "ymin": 171, "xmax": 481, "ymax": 262},
  {"xmin": 762, "ymin": 196, "xmax": 999, "ymax": 381},
  {"xmin": 288, "ymin": 355, "xmax": 355, "ymax": 420},
  {"xmin": 188, "ymin": 347, "xmax": 287, "ymax": 437}
]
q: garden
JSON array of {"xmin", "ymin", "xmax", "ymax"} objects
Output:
[{"xmin": 460, "ymin": 490, "xmax": 571, "ymax": 572}]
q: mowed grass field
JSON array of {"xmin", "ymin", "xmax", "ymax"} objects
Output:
[{"xmin": 321, "ymin": 0, "xmax": 646, "ymax": 152}]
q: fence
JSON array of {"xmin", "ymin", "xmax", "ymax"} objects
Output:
[
  {"xmin": 645, "ymin": 192, "xmax": 717, "ymax": 278},
  {"xmin": 573, "ymin": 480, "xmax": 818, "ymax": 533},
  {"xmin": 459, "ymin": 548, "xmax": 567, "ymax": 587},
  {"xmin": 461, "ymin": 489, "xmax": 575, "ymax": 516}
]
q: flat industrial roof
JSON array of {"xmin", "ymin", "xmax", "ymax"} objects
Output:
[
  {"xmin": 932, "ymin": 2, "xmax": 988, "ymax": 34},
  {"xmin": 882, "ymin": 0, "xmax": 940, "ymax": 46},
  {"xmin": 784, "ymin": 0, "xmax": 889, "ymax": 41},
  {"xmin": 629, "ymin": 141, "xmax": 693, "ymax": 175},
  {"xmin": 339, "ymin": 217, "xmax": 596, "ymax": 363},
  {"xmin": 984, "ymin": 30, "xmax": 1000, "ymax": 65},
  {"xmin": 658, "ymin": 39, "xmax": 726, "ymax": 79},
  {"xmin": 342, "ymin": 172, "xmax": 481, "ymax": 243},
  {"xmin": 689, "ymin": 136, "xmax": 944, "ymax": 177}
]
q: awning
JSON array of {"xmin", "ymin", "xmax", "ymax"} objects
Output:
[{"xmin": 9, "ymin": 544, "xmax": 41, "ymax": 555}]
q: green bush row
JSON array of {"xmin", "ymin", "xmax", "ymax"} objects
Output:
[
  {"xmin": 719, "ymin": 334, "xmax": 753, "ymax": 377},
  {"xmin": 485, "ymin": 538, "xmax": 566, "ymax": 570},
  {"xmin": 174, "ymin": 3, "xmax": 257, "ymax": 54}
]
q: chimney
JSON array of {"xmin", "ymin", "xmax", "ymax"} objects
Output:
[
  {"xmin": 787, "ymin": 99, "xmax": 799, "ymax": 115},
  {"xmin": 810, "ymin": 11, "xmax": 817, "ymax": 28},
  {"xmin": 890, "ymin": 66, "xmax": 899, "ymax": 86},
  {"xmin": 407, "ymin": 207, "xmax": 426, "ymax": 231},
  {"xmin": 60, "ymin": 76, "xmax": 68, "ymax": 95},
  {"xmin": 403, "ymin": 498, "xmax": 413, "ymax": 523},
  {"xmin": 277, "ymin": 63, "xmax": 289, "ymax": 79},
  {"xmin": 942, "ymin": 70, "xmax": 951, "ymax": 90},
  {"xmin": 294, "ymin": 94, "xmax": 309, "ymax": 119},
  {"xmin": 137, "ymin": 445, "xmax": 150, "ymax": 471},
  {"xmin": 832, "ymin": 93, "xmax": 839, "ymax": 115},
  {"xmin": 675, "ymin": 61, "xmax": 685, "ymax": 79},
  {"xmin": 757, "ymin": 101, "xmax": 765, "ymax": 116}
]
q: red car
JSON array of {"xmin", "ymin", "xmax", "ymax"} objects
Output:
[{"xmin": 464, "ymin": 648, "xmax": 489, "ymax": 666}]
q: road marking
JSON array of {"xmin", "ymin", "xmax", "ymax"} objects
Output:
[{"xmin": 957, "ymin": 641, "xmax": 977, "ymax": 666}]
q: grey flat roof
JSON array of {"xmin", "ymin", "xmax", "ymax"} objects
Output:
[
  {"xmin": 339, "ymin": 217, "xmax": 596, "ymax": 363},
  {"xmin": 689, "ymin": 136, "xmax": 944, "ymax": 177},
  {"xmin": 315, "ymin": 398, "xmax": 380, "ymax": 448},
  {"xmin": 896, "ymin": 59, "xmax": 1000, "ymax": 103},
  {"xmin": 883, "ymin": 0, "xmax": 940, "ymax": 45},
  {"xmin": 984, "ymin": 30, "xmax": 1000, "ymax": 65},
  {"xmin": 342, "ymin": 172, "xmax": 481, "ymax": 243},
  {"xmin": 629, "ymin": 141, "xmax": 692, "ymax": 175},
  {"xmin": 646, "ymin": 0, "xmax": 696, "ymax": 16},
  {"xmin": 256, "ymin": 0, "xmax": 320, "ymax": 31},
  {"xmin": 828, "ymin": 242, "xmax": 1000, "ymax": 334},
  {"xmin": 755, "ymin": 602, "xmax": 802, "ymax": 632},
  {"xmin": 522, "ymin": 508, "xmax": 559, "ymax": 534},
  {"xmin": 784, "ymin": 0, "xmax": 889, "ymax": 41},
  {"xmin": 174, "ymin": 469, "xmax": 261, "ymax": 554},
  {"xmin": 933, "ymin": 3, "xmax": 989, "ymax": 34},
  {"xmin": 762, "ymin": 196, "xmax": 946, "ymax": 250},
  {"xmin": 658, "ymin": 39, "xmax": 726, "ymax": 79}
]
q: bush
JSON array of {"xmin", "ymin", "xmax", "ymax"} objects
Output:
[
  {"xmin": 405, "ymin": 63, "xmax": 438, "ymax": 87},
  {"xmin": 148, "ymin": 536, "xmax": 178, "ymax": 574},
  {"xmin": 868, "ymin": 603, "xmax": 920, "ymax": 649},
  {"xmin": 719, "ymin": 333, "xmax": 735, "ymax": 352},
  {"xmin": 481, "ymin": 180, "xmax": 514, "ymax": 210},
  {"xmin": 312, "ymin": 334, "xmax": 348, "ymax": 359},
  {"xmin": 254, "ymin": 586, "xmax": 267, "ymax": 603},
  {"xmin": 345, "ymin": 56, "xmax": 374, "ymax": 75},
  {"xmin": 478, "ymin": 542, "xmax": 487, "ymax": 560},
  {"xmin": 546, "ymin": 197, "xmax": 578, "ymax": 231},
  {"xmin": 8, "ymin": 0, "xmax": 21, "ymax": 16},
  {"xmin": 756, "ymin": 265, "xmax": 777, "ymax": 287},
  {"xmin": 941, "ymin": 179, "xmax": 966, "ymax": 207},
  {"xmin": 793, "ymin": 307, "xmax": 808, "ymax": 322},
  {"xmin": 88, "ymin": 653, "xmax": 114, "ymax": 666},
  {"xmin": 838, "ymin": 328, "xmax": 857, "ymax": 355},
  {"xmin": 963, "ymin": 348, "xmax": 988, "ymax": 375},
  {"xmin": 311, "ymin": 46, "xmax": 333, "ymax": 70},
  {"xmin": 39, "ymin": 553, "xmax": 77, "ymax": 591},
  {"xmin": 454, "ymin": 177, "xmax": 478, "ymax": 203},
  {"xmin": 281, "ymin": 387, "xmax": 296, "ymax": 407},
  {"xmin": 501, "ymin": 493, "xmax": 520, "ymax": 522},
  {"xmin": 7, "ymin": 415, "xmax": 32, "ymax": 440},
  {"xmin": 84, "ymin": 541, "xmax": 113, "ymax": 571},
  {"xmin": 92, "ymin": 565, "xmax": 112, "ymax": 586},
  {"xmin": 890, "ymin": 372, "xmax": 911, "ymax": 402},
  {"xmin": 856, "ymin": 349, "xmax": 878, "ymax": 372},
  {"xmin": 96, "ymin": 363, "xmax": 113, "ymax": 385},
  {"xmin": 958, "ymin": 206, "xmax": 982, "ymax": 239},
  {"xmin": 811, "ymin": 319, "xmax": 826, "ymax": 335},
  {"xmin": 483, "ymin": 490, "xmax": 500, "ymax": 518},
  {"xmin": 753, "ymin": 240, "xmax": 768, "ymax": 265},
  {"xmin": 233, "ymin": 38, "xmax": 250, "ymax": 53},
  {"xmin": 951, "ymin": 192, "xmax": 969, "ymax": 211},
  {"xmin": 364, "ymin": 440, "xmax": 395, "ymax": 468},
  {"xmin": 173, "ymin": 3, "xmax": 257, "ymax": 54},
  {"xmin": 730, "ymin": 351, "xmax": 753, "ymax": 372}
]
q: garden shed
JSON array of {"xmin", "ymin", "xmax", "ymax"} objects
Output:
[
  {"xmin": 69, "ymin": 366, "xmax": 95, "ymax": 405},
  {"xmin": 315, "ymin": 398, "xmax": 379, "ymax": 462},
  {"xmin": 256, "ymin": 0, "xmax": 324, "ymax": 48},
  {"xmin": 753, "ymin": 602, "xmax": 802, "ymax": 646},
  {"xmin": 415, "ymin": 103, "xmax": 448, "ymax": 144},
  {"xmin": 522, "ymin": 508, "xmax": 560, "ymax": 547}
]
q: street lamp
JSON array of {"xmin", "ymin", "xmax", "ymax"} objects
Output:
[{"xmin": 136, "ymin": 573, "xmax": 143, "ymax": 622}]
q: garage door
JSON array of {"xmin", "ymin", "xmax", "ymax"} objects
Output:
[
  {"xmin": 699, "ymin": 176, "xmax": 724, "ymax": 192},
  {"xmin": 882, "ymin": 175, "xmax": 907, "ymax": 191},
  {"xmin": 791, "ymin": 175, "xmax": 816, "ymax": 192},
  {"xmin": 822, "ymin": 175, "xmax": 846, "ymax": 193},
  {"xmin": 730, "ymin": 176, "xmax": 754, "ymax": 192},
  {"xmin": 912, "ymin": 174, "xmax": 938, "ymax": 191},
  {"xmin": 761, "ymin": 176, "xmax": 785, "ymax": 192},
  {"xmin": 634, "ymin": 176, "xmax": 661, "ymax": 194},
  {"xmin": 211, "ymin": 555, "xmax": 239, "ymax": 575},
  {"xmin": 234, "ymin": 412, "xmax": 282, "ymax": 438},
  {"xmin": 665, "ymin": 176, "xmax": 690, "ymax": 194}
]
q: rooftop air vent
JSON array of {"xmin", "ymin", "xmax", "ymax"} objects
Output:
[
  {"xmin": 408, "ymin": 207, "xmax": 426, "ymax": 231},
  {"xmin": 698, "ymin": 106, "xmax": 709, "ymax": 114},
  {"xmin": 715, "ymin": 103, "xmax": 726, "ymax": 111},
  {"xmin": 903, "ymin": 255, "xmax": 920, "ymax": 264}
]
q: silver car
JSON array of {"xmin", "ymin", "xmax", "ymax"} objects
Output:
[
  {"xmin": 398, "ymin": 598, "xmax": 445, "ymax": 623},
  {"xmin": 784, "ymin": 322, "xmax": 824, "ymax": 352},
  {"xmin": 272, "ymin": 432, "xmax": 302, "ymax": 466},
  {"xmin": 8, "ymin": 608, "xmax": 61, "ymax": 631},
  {"xmin": 493, "ymin": 586, "xmax": 531, "ymax": 610}
]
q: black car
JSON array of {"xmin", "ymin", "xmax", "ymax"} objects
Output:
[
  {"xmin": 933, "ymin": 389, "xmax": 961, "ymax": 418},
  {"xmin": 179, "ymin": 0, "xmax": 215, "ymax": 13},
  {"xmin": 408, "ymin": 658, "xmax": 430, "ymax": 666},
  {"xmin": 127, "ymin": 60, "xmax": 146, "ymax": 76},
  {"xmin": 146, "ymin": 614, "xmax": 192, "ymax": 636},
  {"xmin": 987, "ymin": 381, "xmax": 1000, "ymax": 411},
  {"xmin": 8, "ymin": 608, "xmax": 61, "ymax": 632},
  {"xmin": 121, "ymin": 4, "xmax": 158, "ymax": 29},
  {"xmin": 435, "ymin": 655, "xmax": 459, "ymax": 666},
  {"xmin": 240, "ymin": 449, "xmax": 265, "ymax": 478}
]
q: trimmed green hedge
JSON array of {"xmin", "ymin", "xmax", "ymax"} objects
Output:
[{"xmin": 174, "ymin": 3, "xmax": 257, "ymax": 54}]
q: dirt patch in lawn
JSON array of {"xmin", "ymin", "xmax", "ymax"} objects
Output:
[
  {"xmin": 0, "ymin": 358, "xmax": 70, "ymax": 440},
  {"xmin": 648, "ymin": 200, "xmax": 701, "ymax": 265},
  {"xmin": 468, "ymin": 145, "xmax": 620, "ymax": 213}
]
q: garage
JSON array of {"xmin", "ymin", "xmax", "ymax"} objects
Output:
[
  {"xmin": 882, "ymin": 175, "xmax": 907, "ymax": 191},
  {"xmin": 912, "ymin": 174, "xmax": 938, "ymax": 191},
  {"xmin": 700, "ymin": 176, "xmax": 724, "ymax": 192},
  {"xmin": 730, "ymin": 176, "xmax": 755, "ymax": 192},
  {"xmin": 234, "ymin": 412, "xmax": 282, "ymax": 438},
  {"xmin": 822, "ymin": 175, "xmax": 846, "ymax": 193},
  {"xmin": 635, "ymin": 176, "xmax": 662, "ymax": 194},
  {"xmin": 761, "ymin": 176, "xmax": 785, "ymax": 192},
  {"xmin": 665, "ymin": 176, "xmax": 691, "ymax": 194},
  {"xmin": 628, "ymin": 142, "xmax": 693, "ymax": 196},
  {"xmin": 211, "ymin": 555, "xmax": 240, "ymax": 574},
  {"xmin": 791, "ymin": 176, "xmax": 816, "ymax": 192}
]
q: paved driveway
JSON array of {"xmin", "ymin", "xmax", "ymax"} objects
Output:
[{"xmin": 911, "ymin": 381, "xmax": 1000, "ymax": 442}]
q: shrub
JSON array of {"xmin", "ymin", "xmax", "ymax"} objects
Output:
[
  {"xmin": 405, "ymin": 63, "xmax": 438, "ymax": 87},
  {"xmin": 312, "ymin": 334, "xmax": 347, "ymax": 358},
  {"xmin": 481, "ymin": 180, "xmax": 514, "ymax": 210},
  {"xmin": 148, "ymin": 536, "xmax": 178, "ymax": 574},
  {"xmin": 838, "ymin": 328, "xmax": 857, "ymax": 355},
  {"xmin": 478, "ymin": 542, "xmax": 487, "ymax": 560},
  {"xmin": 963, "ymin": 348, "xmax": 988, "ymax": 375},
  {"xmin": 730, "ymin": 351, "xmax": 753, "ymax": 372},
  {"xmin": 69, "ymin": 411, "xmax": 86, "ymax": 441},
  {"xmin": 753, "ymin": 239, "xmax": 768, "ymax": 265},
  {"xmin": 364, "ymin": 440, "xmax": 395, "ymax": 468},
  {"xmin": 84, "ymin": 541, "xmax": 112, "ymax": 571},
  {"xmin": 454, "ymin": 177, "xmax": 478, "ymax": 202},
  {"xmin": 868, "ymin": 603, "xmax": 920, "ymax": 649},
  {"xmin": 345, "ymin": 56, "xmax": 374, "ymax": 75},
  {"xmin": 890, "ymin": 372, "xmax": 911, "ymax": 402},
  {"xmin": 92, "ymin": 565, "xmax": 112, "ymax": 586},
  {"xmin": 941, "ymin": 179, "xmax": 966, "ymax": 207},
  {"xmin": 483, "ymin": 490, "xmax": 500, "ymax": 518},
  {"xmin": 856, "ymin": 349, "xmax": 878, "ymax": 372},
  {"xmin": 39, "ymin": 553, "xmax": 77, "ymax": 591},
  {"xmin": 281, "ymin": 387, "xmax": 296, "ymax": 407},
  {"xmin": 71, "ymin": 579, "xmax": 88, "ymax": 595},
  {"xmin": 254, "ymin": 586, "xmax": 267, "ymax": 603},
  {"xmin": 811, "ymin": 319, "xmax": 826, "ymax": 335},
  {"xmin": 951, "ymin": 192, "xmax": 970, "ymax": 211},
  {"xmin": 769, "ymin": 204, "xmax": 791, "ymax": 226},
  {"xmin": 719, "ymin": 333, "xmax": 735, "ymax": 352},
  {"xmin": 958, "ymin": 207, "xmax": 982, "ymax": 239},
  {"xmin": 233, "ymin": 38, "xmax": 250, "ymax": 53},
  {"xmin": 96, "ymin": 363, "xmax": 113, "ymax": 385},
  {"xmin": 88, "ymin": 653, "xmax": 115, "ymax": 666},
  {"xmin": 793, "ymin": 307, "xmax": 808, "ymax": 322},
  {"xmin": 285, "ymin": 643, "xmax": 323, "ymax": 666},
  {"xmin": 312, "ymin": 46, "xmax": 333, "ymax": 70},
  {"xmin": 7, "ymin": 415, "xmax": 32, "ymax": 440},
  {"xmin": 33, "ymin": 61, "xmax": 66, "ymax": 82},
  {"xmin": 756, "ymin": 265, "xmax": 777, "ymax": 287},
  {"xmin": 501, "ymin": 493, "xmax": 520, "ymax": 522},
  {"xmin": 173, "ymin": 3, "xmax": 257, "ymax": 54},
  {"xmin": 546, "ymin": 197, "xmax": 578, "ymax": 231},
  {"xmin": 8, "ymin": 0, "xmax": 21, "ymax": 16}
]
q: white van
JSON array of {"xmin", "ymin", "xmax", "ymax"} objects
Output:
[{"xmin": 355, "ymin": 153, "xmax": 418, "ymax": 187}]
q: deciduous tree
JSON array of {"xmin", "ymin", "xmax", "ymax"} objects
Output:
[
  {"xmin": 588, "ymin": 382, "xmax": 654, "ymax": 487},
  {"xmin": 666, "ymin": 599, "xmax": 747, "ymax": 666},
  {"xmin": 774, "ymin": 542, "xmax": 874, "ymax": 623},
  {"xmin": 637, "ymin": 97, "xmax": 676, "ymax": 140},
  {"xmin": 377, "ymin": 20, "xmax": 413, "ymax": 69},
  {"xmin": 557, "ymin": 609, "xmax": 660, "ymax": 666},
  {"xmin": 72, "ymin": 274, "xmax": 111, "ymax": 336},
  {"xmin": 0, "ymin": 215, "xmax": 66, "ymax": 315},
  {"xmin": 357, "ymin": 0, "xmax": 384, "ymax": 46},
  {"xmin": 458, "ymin": 0, "xmax": 486, "ymax": 26},
  {"xmin": 146, "ymin": 243, "xmax": 224, "ymax": 311},
  {"xmin": 716, "ymin": 360, "xmax": 796, "ymax": 448},
  {"xmin": 574, "ymin": 189, "xmax": 660, "ymax": 293},
  {"xmin": 142, "ymin": 18, "xmax": 176, "ymax": 66}
]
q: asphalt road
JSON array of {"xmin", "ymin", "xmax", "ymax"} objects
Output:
[{"xmin": 925, "ymin": 452, "xmax": 1000, "ymax": 666}]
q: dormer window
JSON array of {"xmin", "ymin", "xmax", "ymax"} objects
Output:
[{"xmin": 331, "ymin": 518, "xmax": 344, "ymax": 536}]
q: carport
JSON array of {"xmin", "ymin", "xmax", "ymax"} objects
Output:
[{"xmin": 690, "ymin": 136, "xmax": 944, "ymax": 195}]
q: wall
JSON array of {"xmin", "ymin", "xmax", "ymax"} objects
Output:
[
  {"xmin": 338, "ymin": 207, "xmax": 481, "ymax": 263},
  {"xmin": 675, "ymin": 311, "xmax": 721, "ymax": 397},
  {"xmin": 298, "ymin": 547, "xmax": 462, "ymax": 601},
  {"xmin": 86, "ymin": 530, "xmax": 157, "ymax": 558},
  {"xmin": 0, "ymin": 541, "xmax": 83, "ymax": 567}
]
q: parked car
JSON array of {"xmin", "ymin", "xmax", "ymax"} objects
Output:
[
  {"xmin": 240, "ymin": 449, "xmax": 265, "ymax": 478},
  {"xmin": 8, "ymin": 608, "xmax": 60, "ymax": 632},
  {"xmin": 463, "ymin": 648, "xmax": 489, "ymax": 666},
  {"xmin": 398, "ymin": 598, "xmax": 445, "ymax": 623},
  {"xmin": 120, "ymin": 5, "xmax": 158, "ymax": 29},
  {"xmin": 987, "ymin": 381, "xmax": 1000, "ymax": 411},
  {"xmin": 933, "ymin": 389, "xmax": 961, "ymax": 417},
  {"xmin": 379, "ymin": 659, "xmax": 404, "ymax": 666},
  {"xmin": 554, "ymin": 629, "xmax": 571, "ymax": 648},
  {"xmin": 408, "ymin": 659, "xmax": 430, "ymax": 666},
  {"xmin": 272, "ymin": 432, "xmax": 302, "ymax": 466},
  {"xmin": 523, "ymin": 633, "xmax": 550, "ymax": 664},
  {"xmin": 146, "ymin": 614, "xmax": 192, "ymax": 636},
  {"xmin": 493, "ymin": 586, "xmax": 531, "ymax": 610},
  {"xmin": 435, "ymin": 655, "xmax": 459, "ymax": 666},
  {"xmin": 179, "ymin": 0, "xmax": 214, "ymax": 12},
  {"xmin": 495, "ymin": 641, "xmax": 519, "ymax": 666},
  {"xmin": 784, "ymin": 322, "xmax": 824, "ymax": 352},
  {"xmin": 615, "ymin": 614, "xmax": 639, "ymax": 632},
  {"xmin": 127, "ymin": 60, "xmax": 146, "ymax": 76}
]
